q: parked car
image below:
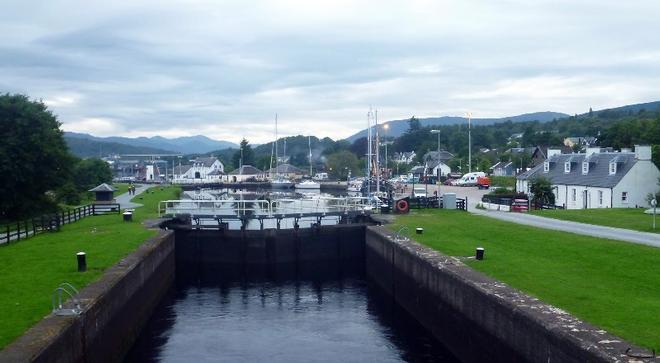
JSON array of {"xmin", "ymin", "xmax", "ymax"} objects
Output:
[{"xmin": 413, "ymin": 187, "xmax": 427, "ymax": 198}]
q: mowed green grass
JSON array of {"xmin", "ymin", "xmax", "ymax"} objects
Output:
[
  {"xmin": 0, "ymin": 186, "xmax": 180, "ymax": 349},
  {"xmin": 390, "ymin": 209, "xmax": 660, "ymax": 351},
  {"xmin": 531, "ymin": 208, "xmax": 659, "ymax": 234}
]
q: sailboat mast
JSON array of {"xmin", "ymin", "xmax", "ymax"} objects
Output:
[
  {"xmin": 275, "ymin": 114, "xmax": 279, "ymax": 178},
  {"xmin": 308, "ymin": 136, "xmax": 313, "ymax": 177},
  {"xmin": 375, "ymin": 109, "xmax": 380, "ymax": 194},
  {"xmin": 366, "ymin": 109, "xmax": 372, "ymax": 196}
]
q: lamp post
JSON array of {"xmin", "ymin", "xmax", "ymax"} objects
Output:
[
  {"xmin": 430, "ymin": 129, "xmax": 441, "ymax": 152},
  {"xmin": 467, "ymin": 112, "xmax": 472, "ymax": 173}
]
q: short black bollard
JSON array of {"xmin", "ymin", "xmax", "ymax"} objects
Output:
[
  {"xmin": 123, "ymin": 211, "xmax": 133, "ymax": 222},
  {"xmin": 416, "ymin": 227, "xmax": 424, "ymax": 235},
  {"xmin": 77, "ymin": 252, "xmax": 87, "ymax": 272},
  {"xmin": 475, "ymin": 247, "xmax": 485, "ymax": 260}
]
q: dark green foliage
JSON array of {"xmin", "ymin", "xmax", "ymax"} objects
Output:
[
  {"xmin": 72, "ymin": 158, "xmax": 112, "ymax": 191},
  {"xmin": 65, "ymin": 137, "xmax": 174, "ymax": 158},
  {"xmin": 326, "ymin": 150, "xmax": 361, "ymax": 179},
  {"xmin": 530, "ymin": 177, "xmax": 555, "ymax": 205},
  {"xmin": 232, "ymin": 138, "xmax": 255, "ymax": 168},
  {"xmin": 407, "ymin": 116, "xmax": 421, "ymax": 132},
  {"xmin": 0, "ymin": 94, "xmax": 73, "ymax": 219}
]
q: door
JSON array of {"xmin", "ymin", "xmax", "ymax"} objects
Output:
[{"xmin": 583, "ymin": 190, "xmax": 588, "ymax": 209}]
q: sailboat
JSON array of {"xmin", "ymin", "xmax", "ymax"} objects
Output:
[
  {"xmin": 295, "ymin": 136, "xmax": 320, "ymax": 190},
  {"xmin": 271, "ymin": 114, "xmax": 294, "ymax": 189}
]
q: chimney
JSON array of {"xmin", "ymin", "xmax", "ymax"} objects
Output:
[
  {"xmin": 634, "ymin": 145, "xmax": 652, "ymax": 160},
  {"xmin": 585, "ymin": 147, "xmax": 601, "ymax": 157},
  {"xmin": 546, "ymin": 149, "xmax": 562, "ymax": 159}
]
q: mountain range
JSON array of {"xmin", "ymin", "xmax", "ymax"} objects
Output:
[
  {"xmin": 345, "ymin": 111, "xmax": 570, "ymax": 142},
  {"xmin": 64, "ymin": 132, "xmax": 238, "ymax": 156}
]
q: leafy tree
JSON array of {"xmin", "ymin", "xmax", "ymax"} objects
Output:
[
  {"xmin": 530, "ymin": 177, "xmax": 555, "ymax": 206},
  {"xmin": 72, "ymin": 158, "xmax": 112, "ymax": 190},
  {"xmin": 0, "ymin": 94, "xmax": 73, "ymax": 219},
  {"xmin": 326, "ymin": 150, "xmax": 361, "ymax": 179}
]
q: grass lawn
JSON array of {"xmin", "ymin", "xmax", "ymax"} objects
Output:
[
  {"xmin": 531, "ymin": 208, "xmax": 659, "ymax": 234},
  {"xmin": 0, "ymin": 186, "xmax": 180, "ymax": 349},
  {"xmin": 390, "ymin": 209, "xmax": 660, "ymax": 351}
]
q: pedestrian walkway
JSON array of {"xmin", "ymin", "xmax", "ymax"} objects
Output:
[
  {"xmin": 115, "ymin": 184, "xmax": 151, "ymax": 209},
  {"xmin": 472, "ymin": 209, "xmax": 660, "ymax": 248}
]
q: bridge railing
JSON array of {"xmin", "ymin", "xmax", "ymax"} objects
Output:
[{"xmin": 159, "ymin": 197, "xmax": 374, "ymax": 218}]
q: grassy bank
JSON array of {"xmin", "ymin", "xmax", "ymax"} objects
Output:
[
  {"xmin": 0, "ymin": 186, "xmax": 180, "ymax": 349},
  {"xmin": 531, "ymin": 208, "xmax": 659, "ymax": 234},
  {"xmin": 390, "ymin": 209, "xmax": 660, "ymax": 351}
]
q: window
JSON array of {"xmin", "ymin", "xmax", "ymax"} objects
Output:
[
  {"xmin": 621, "ymin": 192, "xmax": 628, "ymax": 203},
  {"xmin": 543, "ymin": 161, "xmax": 549, "ymax": 173},
  {"xmin": 564, "ymin": 162, "xmax": 571, "ymax": 173},
  {"xmin": 572, "ymin": 188, "xmax": 576, "ymax": 202},
  {"xmin": 582, "ymin": 162, "xmax": 589, "ymax": 175},
  {"xmin": 598, "ymin": 190, "xmax": 603, "ymax": 206},
  {"xmin": 609, "ymin": 162, "xmax": 616, "ymax": 175}
]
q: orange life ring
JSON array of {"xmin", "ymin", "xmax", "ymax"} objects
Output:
[{"xmin": 396, "ymin": 199, "xmax": 409, "ymax": 211}]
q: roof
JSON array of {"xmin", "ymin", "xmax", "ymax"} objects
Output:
[
  {"xmin": 173, "ymin": 164, "xmax": 191, "ymax": 175},
  {"xmin": 88, "ymin": 183, "xmax": 117, "ymax": 192},
  {"xmin": 267, "ymin": 163, "xmax": 304, "ymax": 174},
  {"xmin": 229, "ymin": 165, "xmax": 263, "ymax": 175},
  {"xmin": 194, "ymin": 157, "xmax": 219, "ymax": 167},
  {"xmin": 409, "ymin": 165, "xmax": 425, "ymax": 174},
  {"xmin": 531, "ymin": 145, "xmax": 572, "ymax": 159},
  {"xmin": 424, "ymin": 150, "xmax": 454, "ymax": 162},
  {"xmin": 517, "ymin": 151, "xmax": 638, "ymax": 188},
  {"xmin": 207, "ymin": 169, "xmax": 224, "ymax": 175},
  {"xmin": 492, "ymin": 161, "xmax": 513, "ymax": 169}
]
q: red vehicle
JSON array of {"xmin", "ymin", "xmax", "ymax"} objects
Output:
[
  {"xmin": 511, "ymin": 198, "xmax": 529, "ymax": 212},
  {"xmin": 476, "ymin": 176, "xmax": 490, "ymax": 189}
]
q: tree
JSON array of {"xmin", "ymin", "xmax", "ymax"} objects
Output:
[
  {"xmin": 530, "ymin": 177, "xmax": 555, "ymax": 206},
  {"xmin": 232, "ymin": 138, "xmax": 255, "ymax": 168},
  {"xmin": 407, "ymin": 116, "xmax": 421, "ymax": 133},
  {"xmin": 0, "ymin": 94, "xmax": 73, "ymax": 219},
  {"xmin": 326, "ymin": 150, "xmax": 360, "ymax": 179},
  {"xmin": 72, "ymin": 158, "xmax": 112, "ymax": 190}
]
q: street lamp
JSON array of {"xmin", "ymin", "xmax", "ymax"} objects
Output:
[
  {"xmin": 466, "ymin": 112, "xmax": 472, "ymax": 173},
  {"xmin": 430, "ymin": 129, "xmax": 441, "ymax": 152}
]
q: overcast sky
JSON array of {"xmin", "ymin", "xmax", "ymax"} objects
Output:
[{"xmin": 2, "ymin": 0, "xmax": 659, "ymax": 143}]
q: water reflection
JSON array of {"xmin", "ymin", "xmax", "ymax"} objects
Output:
[{"xmin": 126, "ymin": 265, "xmax": 458, "ymax": 362}]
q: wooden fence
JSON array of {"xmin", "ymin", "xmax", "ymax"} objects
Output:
[{"xmin": 0, "ymin": 204, "xmax": 120, "ymax": 245}]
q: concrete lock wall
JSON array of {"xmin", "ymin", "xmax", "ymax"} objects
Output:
[
  {"xmin": 365, "ymin": 226, "xmax": 654, "ymax": 363},
  {"xmin": 0, "ymin": 230, "xmax": 175, "ymax": 363}
]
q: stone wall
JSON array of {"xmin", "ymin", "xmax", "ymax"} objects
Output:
[{"xmin": 365, "ymin": 226, "xmax": 655, "ymax": 363}]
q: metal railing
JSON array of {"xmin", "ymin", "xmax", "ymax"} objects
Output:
[{"xmin": 159, "ymin": 196, "xmax": 374, "ymax": 218}]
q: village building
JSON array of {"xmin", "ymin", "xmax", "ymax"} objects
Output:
[
  {"xmin": 266, "ymin": 163, "xmax": 305, "ymax": 180},
  {"xmin": 392, "ymin": 151, "xmax": 416, "ymax": 164},
  {"xmin": 491, "ymin": 161, "xmax": 515, "ymax": 176},
  {"xmin": 516, "ymin": 145, "xmax": 660, "ymax": 209},
  {"xmin": 172, "ymin": 156, "xmax": 224, "ymax": 182},
  {"xmin": 227, "ymin": 165, "xmax": 265, "ymax": 182}
]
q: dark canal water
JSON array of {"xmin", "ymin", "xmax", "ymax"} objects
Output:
[{"xmin": 125, "ymin": 264, "xmax": 459, "ymax": 362}]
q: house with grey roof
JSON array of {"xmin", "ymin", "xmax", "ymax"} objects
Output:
[
  {"xmin": 516, "ymin": 145, "xmax": 660, "ymax": 209},
  {"xmin": 491, "ymin": 161, "xmax": 515, "ymax": 176},
  {"xmin": 228, "ymin": 165, "xmax": 265, "ymax": 182},
  {"xmin": 172, "ymin": 156, "xmax": 224, "ymax": 183}
]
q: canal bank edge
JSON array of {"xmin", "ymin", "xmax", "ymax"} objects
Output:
[
  {"xmin": 0, "ymin": 230, "xmax": 175, "ymax": 363},
  {"xmin": 365, "ymin": 226, "xmax": 657, "ymax": 363}
]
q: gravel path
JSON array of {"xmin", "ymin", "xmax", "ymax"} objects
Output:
[
  {"xmin": 115, "ymin": 184, "xmax": 151, "ymax": 209},
  {"xmin": 472, "ymin": 208, "xmax": 660, "ymax": 248}
]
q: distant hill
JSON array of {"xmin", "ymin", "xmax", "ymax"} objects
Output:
[
  {"xmin": 589, "ymin": 100, "xmax": 660, "ymax": 118},
  {"xmin": 64, "ymin": 132, "xmax": 238, "ymax": 154},
  {"xmin": 345, "ymin": 111, "xmax": 569, "ymax": 142},
  {"xmin": 65, "ymin": 137, "xmax": 175, "ymax": 158}
]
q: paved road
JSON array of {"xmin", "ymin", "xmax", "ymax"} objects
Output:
[
  {"xmin": 472, "ymin": 208, "xmax": 660, "ymax": 248},
  {"xmin": 115, "ymin": 184, "xmax": 151, "ymax": 209}
]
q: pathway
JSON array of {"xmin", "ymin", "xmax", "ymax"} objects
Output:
[
  {"xmin": 472, "ymin": 208, "xmax": 660, "ymax": 248},
  {"xmin": 115, "ymin": 184, "xmax": 151, "ymax": 209}
]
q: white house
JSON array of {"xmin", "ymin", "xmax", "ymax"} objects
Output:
[
  {"xmin": 516, "ymin": 145, "xmax": 660, "ymax": 209},
  {"xmin": 426, "ymin": 160, "xmax": 451, "ymax": 178},
  {"xmin": 173, "ymin": 156, "xmax": 224, "ymax": 183},
  {"xmin": 393, "ymin": 151, "xmax": 416, "ymax": 164}
]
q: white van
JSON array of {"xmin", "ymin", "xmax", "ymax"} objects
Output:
[{"xmin": 455, "ymin": 172, "xmax": 486, "ymax": 187}]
